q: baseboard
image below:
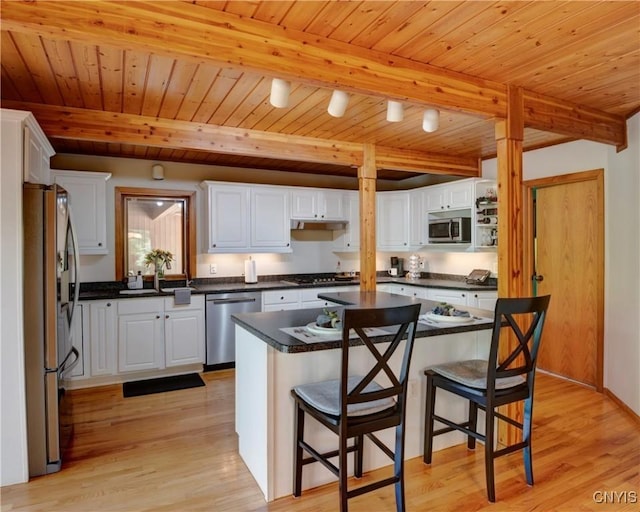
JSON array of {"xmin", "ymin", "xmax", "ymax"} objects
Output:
[{"xmin": 603, "ymin": 388, "xmax": 640, "ymax": 426}]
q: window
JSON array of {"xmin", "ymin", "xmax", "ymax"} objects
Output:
[{"xmin": 115, "ymin": 187, "xmax": 196, "ymax": 281}]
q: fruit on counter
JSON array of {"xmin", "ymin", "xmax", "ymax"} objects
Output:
[
  {"xmin": 431, "ymin": 302, "xmax": 470, "ymax": 317},
  {"xmin": 316, "ymin": 308, "xmax": 341, "ymax": 328}
]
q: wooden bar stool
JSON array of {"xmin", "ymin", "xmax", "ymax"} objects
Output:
[
  {"xmin": 291, "ymin": 303, "xmax": 421, "ymax": 512},
  {"xmin": 423, "ymin": 295, "xmax": 551, "ymax": 502}
]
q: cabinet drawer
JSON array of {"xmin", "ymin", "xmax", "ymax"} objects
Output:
[
  {"xmin": 118, "ymin": 297, "xmax": 163, "ymax": 315},
  {"xmin": 263, "ymin": 289, "xmax": 300, "ymax": 305}
]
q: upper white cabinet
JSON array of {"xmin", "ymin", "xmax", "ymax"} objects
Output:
[
  {"xmin": 424, "ymin": 180, "xmax": 473, "ymax": 212},
  {"xmin": 1, "ymin": 109, "xmax": 55, "ymax": 185},
  {"xmin": 377, "ymin": 191, "xmax": 411, "ymax": 251},
  {"xmin": 290, "ymin": 188, "xmax": 345, "ymax": 221},
  {"xmin": 409, "ymin": 189, "xmax": 427, "ymax": 247},
  {"xmin": 201, "ymin": 181, "xmax": 291, "ymax": 253},
  {"xmin": 333, "ymin": 192, "xmax": 359, "ymax": 252},
  {"xmin": 251, "ymin": 186, "xmax": 291, "ymax": 251},
  {"xmin": 51, "ymin": 170, "xmax": 111, "ymax": 254}
]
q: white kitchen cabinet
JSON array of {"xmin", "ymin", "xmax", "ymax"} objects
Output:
[
  {"xmin": 1, "ymin": 109, "xmax": 55, "ymax": 185},
  {"xmin": 290, "ymin": 188, "xmax": 345, "ymax": 221},
  {"xmin": 409, "ymin": 189, "xmax": 427, "ymax": 247},
  {"xmin": 467, "ymin": 291, "xmax": 498, "ymax": 312},
  {"xmin": 117, "ymin": 296, "xmax": 205, "ymax": 372},
  {"xmin": 425, "ymin": 180, "xmax": 473, "ymax": 212},
  {"xmin": 118, "ymin": 298, "xmax": 165, "ymax": 373},
  {"xmin": 89, "ymin": 300, "xmax": 117, "ymax": 376},
  {"xmin": 377, "ymin": 191, "xmax": 410, "ymax": 251},
  {"xmin": 333, "ymin": 192, "xmax": 359, "ymax": 252},
  {"xmin": 69, "ymin": 303, "xmax": 89, "ymax": 378},
  {"xmin": 427, "ymin": 288, "xmax": 497, "ymax": 311},
  {"xmin": 300, "ymin": 287, "xmax": 338, "ymax": 309},
  {"xmin": 383, "ymin": 282, "xmax": 428, "ymax": 299},
  {"xmin": 250, "ymin": 186, "xmax": 291, "ymax": 251},
  {"xmin": 202, "ymin": 181, "xmax": 291, "ymax": 253},
  {"xmin": 50, "ymin": 170, "xmax": 111, "ymax": 254},
  {"xmin": 203, "ymin": 182, "xmax": 250, "ymax": 252},
  {"xmin": 164, "ymin": 297, "xmax": 205, "ymax": 367},
  {"xmin": 262, "ymin": 289, "xmax": 301, "ymax": 311}
]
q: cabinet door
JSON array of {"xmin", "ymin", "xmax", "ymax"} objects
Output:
[
  {"xmin": 409, "ymin": 189, "xmax": 426, "ymax": 247},
  {"xmin": 118, "ymin": 312, "xmax": 164, "ymax": 372},
  {"xmin": 290, "ymin": 188, "xmax": 318, "ymax": 219},
  {"xmin": 51, "ymin": 170, "xmax": 110, "ymax": 254},
  {"xmin": 90, "ymin": 300, "xmax": 117, "ymax": 376},
  {"xmin": 468, "ymin": 291, "xmax": 497, "ymax": 312},
  {"xmin": 377, "ymin": 192, "xmax": 410, "ymax": 250},
  {"xmin": 318, "ymin": 190, "xmax": 345, "ymax": 220},
  {"xmin": 251, "ymin": 186, "xmax": 291, "ymax": 251},
  {"xmin": 334, "ymin": 193, "xmax": 359, "ymax": 251},
  {"xmin": 208, "ymin": 184, "xmax": 250, "ymax": 251},
  {"xmin": 423, "ymin": 185, "xmax": 445, "ymax": 212},
  {"xmin": 69, "ymin": 303, "xmax": 86, "ymax": 378},
  {"xmin": 445, "ymin": 181, "xmax": 473, "ymax": 209},
  {"xmin": 165, "ymin": 308, "xmax": 205, "ymax": 366},
  {"xmin": 427, "ymin": 288, "xmax": 468, "ymax": 306}
]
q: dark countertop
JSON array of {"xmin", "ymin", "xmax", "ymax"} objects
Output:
[
  {"xmin": 231, "ymin": 292, "xmax": 495, "ymax": 354},
  {"xmin": 78, "ymin": 274, "xmax": 496, "ymax": 301}
]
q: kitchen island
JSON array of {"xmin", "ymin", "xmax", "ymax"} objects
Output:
[{"xmin": 231, "ymin": 292, "xmax": 496, "ymax": 502}]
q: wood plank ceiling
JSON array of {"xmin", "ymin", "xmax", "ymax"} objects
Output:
[{"xmin": 1, "ymin": 0, "xmax": 638, "ymax": 182}]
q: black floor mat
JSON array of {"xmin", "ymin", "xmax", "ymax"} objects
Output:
[{"xmin": 123, "ymin": 373, "xmax": 205, "ymax": 397}]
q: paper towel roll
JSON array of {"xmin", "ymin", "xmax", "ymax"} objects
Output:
[{"xmin": 244, "ymin": 259, "xmax": 257, "ymax": 283}]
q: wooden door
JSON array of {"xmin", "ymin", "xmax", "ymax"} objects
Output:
[{"xmin": 528, "ymin": 171, "xmax": 604, "ymax": 389}]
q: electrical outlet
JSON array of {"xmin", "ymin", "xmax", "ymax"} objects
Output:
[
  {"xmin": 419, "ymin": 258, "xmax": 425, "ymax": 269},
  {"xmin": 209, "ymin": 263, "xmax": 217, "ymax": 274}
]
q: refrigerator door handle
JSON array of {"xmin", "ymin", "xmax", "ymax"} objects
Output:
[
  {"xmin": 67, "ymin": 206, "xmax": 81, "ymax": 329},
  {"xmin": 58, "ymin": 346, "xmax": 80, "ymax": 375}
]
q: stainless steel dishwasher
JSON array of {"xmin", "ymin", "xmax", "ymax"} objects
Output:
[{"xmin": 205, "ymin": 291, "xmax": 262, "ymax": 369}]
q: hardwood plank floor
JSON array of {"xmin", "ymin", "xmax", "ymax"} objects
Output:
[{"xmin": 3, "ymin": 371, "xmax": 638, "ymax": 511}]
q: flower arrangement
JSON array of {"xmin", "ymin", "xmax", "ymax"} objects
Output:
[{"xmin": 144, "ymin": 249, "xmax": 173, "ymax": 275}]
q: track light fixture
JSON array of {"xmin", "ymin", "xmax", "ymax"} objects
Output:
[
  {"xmin": 386, "ymin": 100, "xmax": 404, "ymax": 122},
  {"xmin": 422, "ymin": 108, "xmax": 440, "ymax": 132},
  {"xmin": 328, "ymin": 90, "xmax": 349, "ymax": 118},
  {"xmin": 270, "ymin": 78, "xmax": 291, "ymax": 108}
]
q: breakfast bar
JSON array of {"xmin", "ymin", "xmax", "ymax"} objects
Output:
[{"xmin": 231, "ymin": 292, "xmax": 496, "ymax": 502}]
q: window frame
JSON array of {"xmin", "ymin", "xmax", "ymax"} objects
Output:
[{"xmin": 115, "ymin": 187, "xmax": 196, "ymax": 281}]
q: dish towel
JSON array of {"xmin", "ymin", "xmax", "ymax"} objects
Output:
[{"xmin": 174, "ymin": 288, "xmax": 191, "ymax": 305}]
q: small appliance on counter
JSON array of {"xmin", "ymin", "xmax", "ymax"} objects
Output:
[
  {"xmin": 390, "ymin": 256, "xmax": 404, "ymax": 276},
  {"xmin": 244, "ymin": 257, "xmax": 257, "ymax": 284}
]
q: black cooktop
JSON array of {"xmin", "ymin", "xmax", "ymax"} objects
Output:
[{"xmin": 288, "ymin": 273, "xmax": 354, "ymax": 284}]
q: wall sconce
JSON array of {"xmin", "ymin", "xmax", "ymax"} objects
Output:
[
  {"xmin": 422, "ymin": 109, "xmax": 440, "ymax": 132},
  {"xmin": 152, "ymin": 164, "xmax": 164, "ymax": 180},
  {"xmin": 270, "ymin": 78, "xmax": 291, "ymax": 108},
  {"xmin": 328, "ymin": 90, "xmax": 349, "ymax": 118},
  {"xmin": 386, "ymin": 100, "xmax": 404, "ymax": 122}
]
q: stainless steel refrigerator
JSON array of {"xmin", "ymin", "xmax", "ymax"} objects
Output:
[{"xmin": 23, "ymin": 183, "xmax": 80, "ymax": 477}]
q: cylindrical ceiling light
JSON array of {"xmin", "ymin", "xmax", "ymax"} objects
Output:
[
  {"xmin": 386, "ymin": 100, "xmax": 404, "ymax": 122},
  {"xmin": 270, "ymin": 78, "xmax": 291, "ymax": 108},
  {"xmin": 328, "ymin": 90, "xmax": 349, "ymax": 118},
  {"xmin": 422, "ymin": 108, "xmax": 440, "ymax": 132},
  {"xmin": 152, "ymin": 164, "xmax": 164, "ymax": 180}
]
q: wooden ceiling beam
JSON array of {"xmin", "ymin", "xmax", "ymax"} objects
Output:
[
  {"xmin": 1, "ymin": 1, "xmax": 626, "ymax": 148},
  {"xmin": 4, "ymin": 101, "xmax": 474, "ymax": 175}
]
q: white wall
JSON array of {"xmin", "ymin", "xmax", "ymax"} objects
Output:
[
  {"xmin": 482, "ymin": 113, "xmax": 640, "ymax": 415},
  {"xmin": 1, "ymin": 112, "xmax": 29, "ymax": 486}
]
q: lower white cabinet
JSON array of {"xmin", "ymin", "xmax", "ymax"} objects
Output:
[
  {"xmin": 89, "ymin": 300, "xmax": 117, "ymax": 376},
  {"xmin": 118, "ymin": 298, "xmax": 165, "ymax": 373},
  {"xmin": 263, "ymin": 289, "xmax": 300, "ymax": 311},
  {"xmin": 82, "ymin": 296, "xmax": 204, "ymax": 380},
  {"xmin": 427, "ymin": 288, "xmax": 497, "ymax": 311},
  {"xmin": 164, "ymin": 299, "xmax": 205, "ymax": 367}
]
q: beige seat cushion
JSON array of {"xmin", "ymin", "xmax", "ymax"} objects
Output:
[
  {"xmin": 293, "ymin": 376, "xmax": 395, "ymax": 417},
  {"xmin": 429, "ymin": 359, "xmax": 525, "ymax": 390}
]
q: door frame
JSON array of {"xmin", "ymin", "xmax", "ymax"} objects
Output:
[{"xmin": 522, "ymin": 169, "xmax": 604, "ymax": 391}]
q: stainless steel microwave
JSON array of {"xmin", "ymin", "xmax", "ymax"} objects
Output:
[{"xmin": 428, "ymin": 217, "xmax": 471, "ymax": 243}]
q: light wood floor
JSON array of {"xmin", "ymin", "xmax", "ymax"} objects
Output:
[{"xmin": 3, "ymin": 370, "xmax": 639, "ymax": 511}]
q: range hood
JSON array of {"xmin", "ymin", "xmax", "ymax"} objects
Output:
[{"xmin": 290, "ymin": 219, "xmax": 348, "ymax": 230}]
